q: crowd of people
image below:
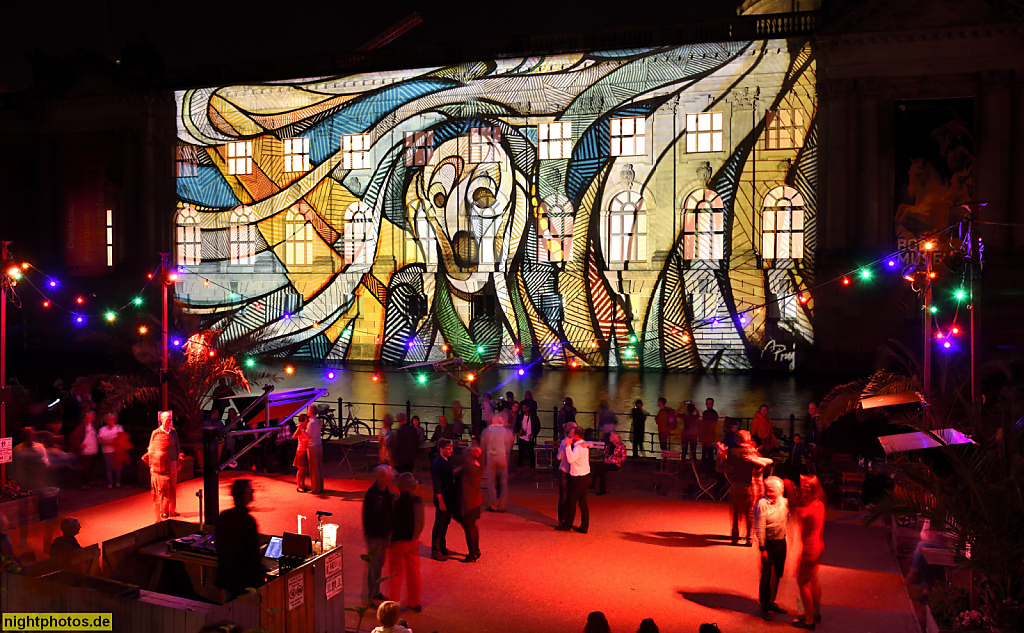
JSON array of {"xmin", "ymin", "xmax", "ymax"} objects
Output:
[{"xmin": 1, "ymin": 376, "xmax": 836, "ymax": 630}]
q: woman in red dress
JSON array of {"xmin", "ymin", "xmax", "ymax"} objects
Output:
[{"xmin": 791, "ymin": 474, "xmax": 826, "ymax": 629}]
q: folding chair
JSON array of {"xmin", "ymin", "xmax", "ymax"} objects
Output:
[
  {"xmin": 840, "ymin": 471, "xmax": 866, "ymax": 510},
  {"xmin": 691, "ymin": 458, "xmax": 720, "ymax": 501},
  {"xmin": 653, "ymin": 450, "xmax": 682, "ymax": 496},
  {"xmin": 535, "ymin": 442, "xmax": 555, "ymax": 490}
]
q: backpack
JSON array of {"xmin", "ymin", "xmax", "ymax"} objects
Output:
[{"xmin": 666, "ymin": 407, "xmax": 678, "ymax": 431}]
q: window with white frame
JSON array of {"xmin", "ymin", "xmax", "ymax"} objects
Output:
[
  {"xmin": 682, "ymin": 189, "xmax": 725, "ymax": 260},
  {"xmin": 610, "ymin": 116, "xmax": 646, "ymax": 157},
  {"xmin": 685, "ymin": 112, "xmax": 724, "ymax": 153},
  {"xmin": 539, "ymin": 121, "xmax": 572, "ymax": 160},
  {"xmin": 283, "ymin": 137, "xmax": 310, "ymax": 173},
  {"xmin": 765, "ymin": 109, "xmax": 805, "ymax": 150},
  {"xmin": 106, "ymin": 209, "xmax": 114, "ymax": 267},
  {"xmin": 414, "ymin": 204, "xmax": 438, "ymax": 265},
  {"xmin": 690, "ymin": 292, "xmax": 720, "ymax": 322},
  {"xmin": 176, "ymin": 206, "xmax": 202, "ymax": 266},
  {"xmin": 342, "ymin": 133, "xmax": 372, "ymax": 170},
  {"xmin": 343, "ymin": 201, "xmax": 375, "ymax": 265},
  {"xmin": 469, "ymin": 126, "xmax": 502, "ymax": 163},
  {"xmin": 606, "ymin": 191, "xmax": 647, "ymax": 263},
  {"xmin": 229, "ymin": 208, "xmax": 257, "ymax": 265},
  {"xmin": 475, "ymin": 217, "xmax": 499, "ymax": 266},
  {"xmin": 226, "ymin": 141, "xmax": 253, "ymax": 175},
  {"xmin": 537, "ymin": 194, "xmax": 574, "ymax": 263},
  {"xmin": 176, "ymin": 145, "xmax": 199, "ymax": 178},
  {"xmin": 230, "ymin": 206, "xmax": 258, "ymax": 264},
  {"xmin": 404, "ymin": 131, "xmax": 434, "ymax": 167},
  {"xmin": 761, "ymin": 185, "xmax": 805, "ymax": 262},
  {"xmin": 284, "ymin": 209, "xmax": 314, "ymax": 266}
]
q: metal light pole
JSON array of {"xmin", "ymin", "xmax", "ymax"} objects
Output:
[
  {"xmin": 160, "ymin": 252, "xmax": 170, "ymax": 412},
  {"xmin": 922, "ymin": 243, "xmax": 933, "ymax": 428},
  {"xmin": 1, "ymin": 242, "xmax": 9, "ymax": 487}
]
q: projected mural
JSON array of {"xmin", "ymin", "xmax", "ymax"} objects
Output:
[{"xmin": 174, "ymin": 39, "xmax": 818, "ymax": 370}]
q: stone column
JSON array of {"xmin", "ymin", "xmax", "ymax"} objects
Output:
[
  {"xmin": 857, "ymin": 79, "xmax": 882, "ymax": 250},
  {"xmin": 1012, "ymin": 70, "xmax": 1024, "ymax": 250},
  {"xmin": 975, "ymin": 71, "xmax": 1012, "ymax": 252},
  {"xmin": 823, "ymin": 79, "xmax": 853, "ymax": 253}
]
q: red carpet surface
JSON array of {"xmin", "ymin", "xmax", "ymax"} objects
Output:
[{"xmin": 9, "ymin": 463, "xmax": 918, "ymax": 633}]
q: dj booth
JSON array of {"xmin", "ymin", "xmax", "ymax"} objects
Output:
[{"xmin": 2, "ymin": 520, "xmax": 345, "ymax": 633}]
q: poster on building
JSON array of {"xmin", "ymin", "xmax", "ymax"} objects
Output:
[
  {"xmin": 0, "ymin": 437, "xmax": 12, "ymax": 464},
  {"xmin": 893, "ymin": 98, "xmax": 975, "ymax": 249}
]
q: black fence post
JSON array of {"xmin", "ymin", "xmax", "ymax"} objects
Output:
[
  {"xmin": 470, "ymin": 390, "xmax": 481, "ymax": 436},
  {"xmin": 789, "ymin": 414, "xmax": 796, "ymax": 441},
  {"xmin": 337, "ymin": 396, "xmax": 343, "ymax": 417},
  {"xmin": 552, "ymin": 407, "xmax": 558, "ymax": 441},
  {"xmin": 406, "ymin": 399, "xmax": 412, "ymax": 421},
  {"xmin": 203, "ymin": 427, "xmax": 220, "ymax": 527}
]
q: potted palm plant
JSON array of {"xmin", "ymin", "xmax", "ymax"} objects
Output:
[{"xmin": 819, "ymin": 360, "xmax": 1024, "ymax": 633}]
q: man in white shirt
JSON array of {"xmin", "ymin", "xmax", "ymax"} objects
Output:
[
  {"xmin": 480, "ymin": 416, "xmax": 513, "ymax": 512},
  {"xmin": 555, "ymin": 425, "xmax": 591, "ymax": 534},
  {"xmin": 555, "ymin": 422, "xmax": 576, "ymax": 526},
  {"xmin": 754, "ymin": 476, "xmax": 789, "ymax": 620},
  {"xmin": 306, "ymin": 405, "xmax": 324, "ymax": 494}
]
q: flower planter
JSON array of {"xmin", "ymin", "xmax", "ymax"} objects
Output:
[{"xmin": 0, "ymin": 494, "xmax": 39, "ymax": 529}]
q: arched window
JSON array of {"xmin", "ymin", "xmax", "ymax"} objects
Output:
[
  {"xmin": 284, "ymin": 208, "xmax": 314, "ymax": 266},
  {"xmin": 682, "ymin": 189, "xmax": 725, "ymax": 260},
  {"xmin": 176, "ymin": 206, "xmax": 201, "ymax": 266},
  {"xmin": 343, "ymin": 201, "xmax": 375, "ymax": 265},
  {"xmin": 228, "ymin": 207, "xmax": 256, "ymax": 265},
  {"xmin": 537, "ymin": 194, "xmax": 574, "ymax": 263},
  {"xmin": 762, "ymin": 186, "xmax": 805, "ymax": 262},
  {"xmin": 606, "ymin": 191, "xmax": 647, "ymax": 263}
]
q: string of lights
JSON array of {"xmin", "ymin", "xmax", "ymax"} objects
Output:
[{"xmin": 4, "ymin": 216, "xmax": 975, "ymax": 376}]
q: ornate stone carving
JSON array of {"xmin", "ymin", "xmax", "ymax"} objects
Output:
[
  {"xmin": 620, "ymin": 163, "xmax": 636, "ymax": 190},
  {"xmin": 730, "ymin": 86, "xmax": 760, "ymax": 109},
  {"xmin": 696, "ymin": 161, "xmax": 713, "ymax": 187}
]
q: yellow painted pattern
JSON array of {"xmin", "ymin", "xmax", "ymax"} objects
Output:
[{"xmin": 209, "ymin": 94, "xmax": 263, "ymax": 137}]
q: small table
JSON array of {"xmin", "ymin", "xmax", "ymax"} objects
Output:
[{"xmin": 336, "ymin": 434, "xmax": 373, "ymax": 471}]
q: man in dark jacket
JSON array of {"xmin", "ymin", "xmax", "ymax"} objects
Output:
[
  {"xmin": 390, "ymin": 413, "xmax": 420, "ymax": 474},
  {"xmin": 455, "ymin": 445, "xmax": 484, "ymax": 562},
  {"xmin": 215, "ymin": 479, "xmax": 266, "ymax": 599},
  {"xmin": 430, "ymin": 439, "xmax": 455, "ymax": 561},
  {"xmin": 362, "ymin": 465, "xmax": 395, "ymax": 602}
]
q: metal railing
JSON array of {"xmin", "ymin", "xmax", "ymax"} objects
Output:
[{"xmin": 315, "ymin": 396, "xmax": 804, "ymax": 457}]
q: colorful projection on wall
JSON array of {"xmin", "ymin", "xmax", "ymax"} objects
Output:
[{"xmin": 174, "ymin": 39, "xmax": 818, "ymax": 370}]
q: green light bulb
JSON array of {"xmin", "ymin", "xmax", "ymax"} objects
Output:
[{"xmin": 105, "ymin": 312, "xmax": 116, "ymax": 322}]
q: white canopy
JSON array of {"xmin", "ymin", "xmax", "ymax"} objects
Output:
[{"xmin": 877, "ymin": 428, "xmax": 975, "ymax": 454}]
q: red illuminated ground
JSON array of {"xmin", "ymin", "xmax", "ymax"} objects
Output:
[{"xmin": 10, "ymin": 459, "xmax": 918, "ymax": 633}]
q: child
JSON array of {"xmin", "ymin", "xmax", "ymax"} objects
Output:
[{"xmin": 371, "ymin": 601, "xmax": 413, "ymax": 633}]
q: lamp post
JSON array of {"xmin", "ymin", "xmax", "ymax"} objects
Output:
[
  {"xmin": 922, "ymin": 242, "xmax": 933, "ymax": 428},
  {"xmin": 160, "ymin": 252, "xmax": 170, "ymax": 412},
  {"xmin": 1, "ymin": 241, "xmax": 10, "ymax": 487}
]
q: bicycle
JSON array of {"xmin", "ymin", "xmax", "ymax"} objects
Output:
[{"xmin": 320, "ymin": 402, "xmax": 371, "ymax": 439}]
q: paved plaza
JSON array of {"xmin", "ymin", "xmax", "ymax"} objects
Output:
[{"xmin": 8, "ymin": 447, "xmax": 919, "ymax": 633}]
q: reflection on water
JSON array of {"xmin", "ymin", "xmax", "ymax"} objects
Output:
[{"xmin": 269, "ymin": 365, "xmax": 852, "ymax": 425}]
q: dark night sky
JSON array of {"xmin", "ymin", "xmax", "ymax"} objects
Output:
[{"xmin": 1, "ymin": 0, "xmax": 743, "ymax": 91}]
